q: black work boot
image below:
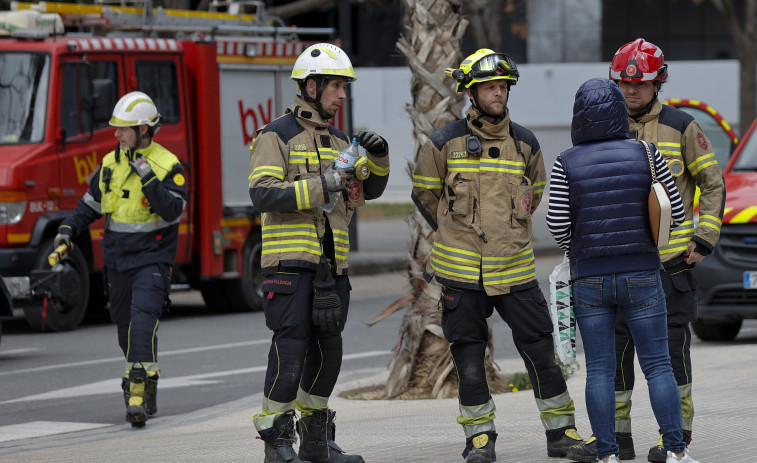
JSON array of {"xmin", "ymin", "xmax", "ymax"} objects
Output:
[
  {"xmin": 297, "ymin": 409, "xmax": 364, "ymax": 463},
  {"xmin": 123, "ymin": 367, "xmax": 148, "ymax": 427},
  {"xmin": 648, "ymin": 430, "xmax": 690, "ymax": 463},
  {"xmin": 144, "ymin": 373, "xmax": 158, "ymax": 416},
  {"xmin": 463, "ymin": 432, "xmax": 497, "ymax": 463},
  {"xmin": 567, "ymin": 434, "xmax": 636, "ymax": 462},
  {"xmin": 259, "ymin": 410, "xmax": 311, "ymax": 463},
  {"xmin": 546, "ymin": 426, "xmax": 583, "ymax": 457}
]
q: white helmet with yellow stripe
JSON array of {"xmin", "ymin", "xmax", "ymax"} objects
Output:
[
  {"xmin": 109, "ymin": 91, "xmax": 161, "ymax": 128},
  {"xmin": 291, "ymin": 43, "xmax": 356, "ymax": 86}
]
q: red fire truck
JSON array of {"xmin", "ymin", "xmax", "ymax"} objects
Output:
[{"xmin": 0, "ymin": 1, "xmax": 345, "ymax": 333}]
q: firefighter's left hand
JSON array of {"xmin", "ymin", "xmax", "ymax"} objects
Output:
[
  {"xmin": 129, "ymin": 155, "xmax": 155, "ymax": 181},
  {"xmin": 355, "ymin": 130, "xmax": 388, "ymax": 157},
  {"xmin": 684, "ymin": 241, "xmax": 705, "ymax": 264}
]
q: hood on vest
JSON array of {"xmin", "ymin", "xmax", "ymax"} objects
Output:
[{"xmin": 571, "ymin": 78, "xmax": 629, "ymax": 146}]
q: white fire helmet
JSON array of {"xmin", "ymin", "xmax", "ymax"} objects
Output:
[
  {"xmin": 109, "ymin": 91, "xmax": 161, "ymax": 128},
  {"xmin": 290, "ymin": 43, "xmax": 356, "ymax": 87}
]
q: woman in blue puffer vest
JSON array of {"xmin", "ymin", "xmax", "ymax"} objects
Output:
[{"xmin": 547, "ymin": 78, "xmax": 701, "ymax": 463}]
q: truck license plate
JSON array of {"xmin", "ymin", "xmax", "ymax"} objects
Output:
[{"xmin": 745, "ymin": 271, "xmax": 757, "ymax": 289}]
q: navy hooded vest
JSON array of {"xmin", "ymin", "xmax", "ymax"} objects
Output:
[{"xmin": 560, "ymin": 78, "xmax": 660, "ymax": 279}]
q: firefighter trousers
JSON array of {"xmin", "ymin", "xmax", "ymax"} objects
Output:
[
  {"xmin": 614, "ymin": 262, "xmax": 697, "ymax": 433},
  {"xmin": 254, "ymin": 267, "xmax": 351, "ymax": 432},
  {"xmin": 440, "ymin": 284, "xmax": 575, "ymax": 438},
  {"xmin": 108, "ymin": 263, "xmax": 171, "ymax": 364}
]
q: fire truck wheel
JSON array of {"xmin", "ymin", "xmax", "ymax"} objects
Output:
[
  {"xmin": 24, "ymin": 240, "xmax": 90, "ymax": 332},
  {"xmin": 224, "ymin": 231, "xmax": 263, "ymax": 312}
]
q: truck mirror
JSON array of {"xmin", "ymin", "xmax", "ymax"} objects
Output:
[{"xmin": 92, "ymin": 79, "xmax": 116, "ymax": 123}]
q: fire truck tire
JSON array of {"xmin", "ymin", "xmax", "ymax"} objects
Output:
[
  {"xmin": 224, "ymin": 231, "xmax": 263, "ymax": 312},
  {"xmin": 24, "ymin": 240, "xmax": 90, "ymax": 332},
  {"xmin": 690, "ymin": 319, "xmax": 742, "ymax": 341}
]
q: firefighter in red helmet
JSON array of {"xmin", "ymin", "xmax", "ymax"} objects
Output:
[{"xmin": 566, "ymin": 38, "xmax": 725, "ymax": 463}]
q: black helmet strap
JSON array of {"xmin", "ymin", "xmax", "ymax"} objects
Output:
[{"xmin": 302, "ymin": 75, "xmax": 333, "ymax": 120}]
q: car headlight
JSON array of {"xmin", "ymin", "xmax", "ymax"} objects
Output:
[{"xmin": 0, "ymin": 191, "xmax": 27, "ymax": 225}]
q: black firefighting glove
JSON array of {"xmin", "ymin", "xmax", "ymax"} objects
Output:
[
  {"xmin": 322, "ymin": 162, "xmax": 356, "ymax": 192},
  {"xmin": 129, "ymin": 155, "xmax": 156, "ymax": 183},
  {"xmin": 355, "ymin": 130, "xmax": 388, "ymax": 157},
  {"xmin": 312, "ymin": 256, "xmax": 343, "ymax": 335}
]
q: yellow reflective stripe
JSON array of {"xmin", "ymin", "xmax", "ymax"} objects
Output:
[
  {"xmin": 533, "ymin": 181, "xmax": 546, "ymax": 194},
  {"xmin": 430, "ymin": 256, "xmax": 480, "ymax": 280},
  {"xmin": 670, "ymin": 221, "xmax": 694, "ymax": 236},
  {"xmin": 658, "ymin": 236, "xmax": 690, "ymax": 254},
  {"xmin": 262, "ymin": 241, "xmax": 322, "ymax": 256},
  {"xmin": 480, "ymin": 159, "xmax": 525, "ymax": 174},
  {"xmin": 483, "ymin": 263, "xmax": 536, "ymax": 285},
  {"xmin": 698, "ymin": 214, "xmax": 722, "ymax": 233},
  {"xmin": 294, "ymin": 179, "xmax": 310, "ymax": 210},
  {"xmin": 448, "ymin": 159, "xmax": 480, "ymax": 172},
  {"xmin": 687, "ymin": 152, "xmax": 717, "ymax": 175},
  {"xmin": 262, "ymin": 223, "xmax": 318, "ymax": 238},
  {"xmin": 657, "ymin": 142, "xmax": 681, "ymax": 156},
  {"xmin": 333, "ymin": 229, "xmax": 349, "ymax": 240},
  {"xmin": 318, "ymin": 147, "xmax": 339, "ymax": 162},
  {"xmin": 482, "ymin": 249, "xmax": 534, "ymax": 268},
  {"xmin": 412, "ymin": 174, "xmax": 443, "ymax": 189},
  {"xmin": 730, "ymin": 205, "xmax": 757, "ymax": 224},
  {"xmin": 289, "ymin": 151, "xmax": 318, "ymax": 164},
  {"xmin": 434, "ymin": 242, "xmax": 482, "ymax": 264},
  {"xmin": 250, "ymin": 165, "xmax": 285, "ymax": 181},
  {"xmin": 367, "ymin": 158, "xmax": 389, "ymax": 176}
]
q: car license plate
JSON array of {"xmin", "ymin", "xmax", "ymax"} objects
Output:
[{"xmin": 745, "ymin": 271, "xmax": 757, "ymax": 289}]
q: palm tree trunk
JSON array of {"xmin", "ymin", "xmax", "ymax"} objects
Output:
[{"xmin": 386, "ymin": 0, "xmax": 504, "ymax": 399}]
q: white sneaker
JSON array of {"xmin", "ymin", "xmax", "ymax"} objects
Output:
[
  {"xmin": 666, "ymin": 449, "xmax": 701, "ymax": 463},
  {"xmin": 601, "ymin": 456, "xmax": 619, "ymax": 463}
]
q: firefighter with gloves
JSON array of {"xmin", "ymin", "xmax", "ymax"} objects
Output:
[
  {"xmin": 248, "ymin": 43, "xmax": 389, "ymax": 463},
  {"xmin": 411, "ymin": 49, "xmax": 584, "ymax": 462},
  {"xmin": 565, "ymin": 39, "xmax": 726, "ymax": 463},
  {"xmin": 54, "ymin": 91, "xmax": 187, "ymax": 427}
]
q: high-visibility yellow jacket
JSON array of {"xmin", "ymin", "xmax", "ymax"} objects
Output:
[
  {"xmin": 412, "ymin": 107, "xmax": 546, "ymax": 295},
  {"xmin": 60, "ymin": 141, "xmax": 187, "ymax": 271},
  {"xmin": 630, "ymin": 100, "xmax": 725, "ymax": 264},
  {"xmin": 248, "ymin": 96, "xmax": 390, "ymax": 275}
]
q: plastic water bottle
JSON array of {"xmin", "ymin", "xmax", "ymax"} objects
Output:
[{"xmin": 320, "ymin": 138, "xmax": 360, "ymax": 213}]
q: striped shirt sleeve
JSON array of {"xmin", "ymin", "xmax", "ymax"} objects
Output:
[{"xmin": 546, "ymin": 155, "xmax": 572, "ymax": 253}]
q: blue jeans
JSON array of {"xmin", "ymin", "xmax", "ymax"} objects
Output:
[{"xmin": 573, "ymin": 270, "xmax": 685, "ymax": 459}]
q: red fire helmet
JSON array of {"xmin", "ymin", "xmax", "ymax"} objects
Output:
[{"xmin": 610, "ymin": 38, "xmax": 668, "ymax": 83}]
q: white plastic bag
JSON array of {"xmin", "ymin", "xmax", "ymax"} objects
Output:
[{"xmin": 548, "ymin": 254, "xmax": 576, "ymax": 365}]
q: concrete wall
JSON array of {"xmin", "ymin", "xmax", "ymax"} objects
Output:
[{"xmin": 352, "ymin": 60, "xmax": 740, "ymax": 202}]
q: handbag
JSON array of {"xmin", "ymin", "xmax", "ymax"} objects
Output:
[
  {"xmin": 548, "ymin": 254, "xmax": 576, "ymax": 365},
  {"xmin": 642, "ymin": 140, "xmax": 672, "ymax": 247}
]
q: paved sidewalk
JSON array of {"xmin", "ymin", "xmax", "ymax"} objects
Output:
[{"xmin": 1, "ymin": 337, "xmax": 754, "ymax": 462}]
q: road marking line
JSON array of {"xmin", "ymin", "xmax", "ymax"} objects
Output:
[
  {"xmin": 0, "ymin": 339, "xmax": 271, "ymax": 377},
  {"xmin": 0, "ymin": 421, "xmax": 110, "ymax": 443},
  {"xmin": 1, "ymin": 350, "xmax": 391, "ymax": 404}
]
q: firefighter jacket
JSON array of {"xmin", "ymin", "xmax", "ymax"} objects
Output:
[
  {"xmin": 248, "ymin": 96, "xmax": 390, "ymax": 275},
  {"xmin": 59, "ymin": 141, "xmax": 187, "ymax": 272},
  {"xmin": 412, "ymin": 106, "xmax": 547, "ymax": 295},
  {"xmin": 629, "ymin": 99, "xmax": 726, "ymax": 264}
]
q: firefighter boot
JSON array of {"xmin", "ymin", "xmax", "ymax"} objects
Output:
[
  {"xmin": 648, "ymin": 430, "xmax": 691, "ymax": 463},
  {"xmin": 144, "ymin": 373, "xmax": 158, "ymax": 416},
  {"xmin": 123, "ymin": 367, "xmax": 149, "ymax": 427},
  {"xmin": 566, "ymin": 433, "xmax": 636, "ymax": 461},
  {"xmin": 296, "ymin": 409, "xmax": 364, "ymax": 463},
  {"xmin": 546, "ymin": 426, "xmax": 584, "ymax": 457},
  {"xmin": 464, "ymin": 432, "xmax": 497, "ymax": 463},
  {"xmin": 122, "ymin": 372, "xmax": 158, "ymax": 416},
  {"xmin": 260, "ymin": 410, "xmax": 311, "ymax": 463}
]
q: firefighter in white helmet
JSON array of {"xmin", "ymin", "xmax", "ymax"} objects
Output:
[
  {"xmin": 248, "ymin": 43, "xmax": 390, "ymax": 463},
  {"xmin": 55, "ymin": 91, "xmax": 187, "ymax": 427}
]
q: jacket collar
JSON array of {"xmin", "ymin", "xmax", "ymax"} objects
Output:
[
  {"xmin": 288, "ymin": 95, "xmax": 331, "ymax": 130},
  {"xmin": 466, "ymin": 106, "xmax": 510, "ymax": 140},
  {"xmin": 633, "ymin": 99, "xmax": 663, "ymax": 124}
]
